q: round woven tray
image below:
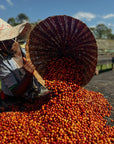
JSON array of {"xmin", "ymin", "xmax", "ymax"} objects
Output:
[{"xmin": 26, "ymin": 15, "xmax": 98, "ymax": 86}]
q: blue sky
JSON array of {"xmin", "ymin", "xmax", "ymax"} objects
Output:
[{"xmin": 0, "ymin": 0, "xmax": 114, "ymax": 33}]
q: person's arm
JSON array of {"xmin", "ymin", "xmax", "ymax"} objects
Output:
[{"xmin": 11, "ymin": 58, "xmax": 36, "ymax": 97}]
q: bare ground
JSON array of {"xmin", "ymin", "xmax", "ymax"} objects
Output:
[{"xmin": 84, "ymin": 70, "xmax": 114, "ymax": 126}]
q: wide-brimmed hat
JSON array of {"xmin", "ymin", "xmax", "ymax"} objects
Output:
[
  {"xmin": 26, "ymin": 15, "xmax": 98, "ymax": 86},
  {"xmin": 0, "ymin": 18, "xmax": 31, "ymax": 41}
]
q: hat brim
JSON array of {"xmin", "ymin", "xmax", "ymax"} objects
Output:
[{"xmin": 0, "ymin": 23, "xmax": 31, "ymax": 41}]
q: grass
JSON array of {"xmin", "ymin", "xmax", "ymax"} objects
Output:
[{"xmin": 97, "ymin": 63, "xmax": 113, "ymax": 71}]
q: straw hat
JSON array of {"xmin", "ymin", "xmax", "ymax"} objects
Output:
[
  {"xmin": 0, "ymin": 18, "xmax": 31, "ymax": 41},
  {"xmin": 27, "ymin": 15, "xmax": 98, "ymax": 86}
]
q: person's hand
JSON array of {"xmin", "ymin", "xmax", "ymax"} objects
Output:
[{"xmin": 23, "ymin": 57, "xmax": 36, "ymax": 75}]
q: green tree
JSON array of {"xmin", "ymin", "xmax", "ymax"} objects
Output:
[
  {"xmin": 110, "ymin": 34, "xmax": 114, "ymax": 39},
  {"xmin": 16, "ymin": 13, "xmax": 29, "ymax": 24},
  {"xmin": 7, "ymin": 17, "xmax": 17, "ymax": 26},
  {"xmin": 95, "ymin": 24, "xmax": 112, "ymax": 39}
]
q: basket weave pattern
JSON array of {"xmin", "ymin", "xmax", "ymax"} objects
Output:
[{"xmin": 27, "ymin": 15, "xmax": 97, "ymax": 86}]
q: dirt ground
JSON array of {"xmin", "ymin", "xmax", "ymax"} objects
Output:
[{"xmin": 84, "ymin": 70, "xmax": 114, "ymax": 126}]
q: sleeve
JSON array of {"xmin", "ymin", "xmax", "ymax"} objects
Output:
[{"xmin": 0, "ymin": 61, "xmax": 18, "ymax": 89}]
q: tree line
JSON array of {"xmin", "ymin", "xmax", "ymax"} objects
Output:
[
  {"xmin": 7, "ymin": 13, "xmax": 40, "ymax": 29},
  {"xmin": 90, "ymin": 24, "xmax": 114, "ymax": 39},
  {"xmin": 7, "ymin": 13, "xmax": 114, "ymax": 40}
]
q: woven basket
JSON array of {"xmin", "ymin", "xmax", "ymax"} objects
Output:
[{"xmin": 26, "ymin": 15, "xmax": 98, "ymax": 86}]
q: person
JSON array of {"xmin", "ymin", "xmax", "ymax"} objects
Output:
[{"xmin": 0, "ymin": 18, "xmax": 49, "ymax": 110}]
